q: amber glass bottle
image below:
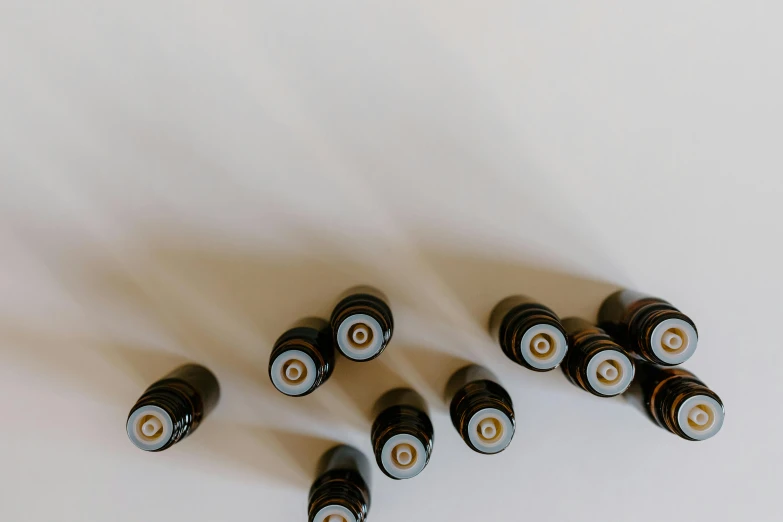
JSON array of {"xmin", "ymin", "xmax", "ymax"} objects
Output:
[
  {"xmin": 489, "ymin": 295, "xmax": 568, "ymax": 371},
  {"xmin": 126, "ymin": 364, "xmax": 220, "ymax": 452},
  {"xmin": 636, "ymin": 362, "xmax": 725, "ymax": 441},
  {"xmin": 446, "ymin": 365, "xmax": 515, "ymax": 455},
  {"xmin": 309, "ymin": 445, "xmax": 372, "ymax": 522},
  {"xmin": 330, "ymin": 286, "xmax": 393, "ymax": 362},
  {"xmin": 560, "ymin": 317, "xmax": 635, "ymax": 398},
  {"xmin": 269, "ymin": 317, "xmax": 334, "ymax": 397},
  {"xmin": 598, "ymin": 289, "xmax": 698, "ymax": 366},
  {"xmin": 371, "ymin": 388, "xmax": 434, "ymax": 480}
]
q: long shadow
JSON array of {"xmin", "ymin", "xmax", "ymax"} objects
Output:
[
  {"xmin": 329, "ymin": 355, "xmax": 412, "ymax": 424},
  {"xmin": 621, "ymin": 379, "xmax": 656, "ymax": 424},
  {"xmin": 392, "ymin": 345, "xmax": 473, "ymax": 408},
  {"xmin": 419, "ymin": 247, "xmax": 622, "ymax": 330},
  {"xmin": 108, "ymin": 345, "xmax": 193, "ymax": 387},
  {"xmin": 181, "ymin": 423, "xmax": 338, "ymax": 488},
  {"xmin": 6, "ymin": 229, "xmax": 642, "ymax": 482},
  {"xmin": 412, "ymin": 247, "xmax": 631, "ymax": 401},
  {"xmin": 69, "ymin": 237, "xmax": 419, "ymax": 393},
  {"xmin": 266, "ymin": 430, "xmax": 343, "ymax": 481},
  {"xmin": 0, "ymin": 323, "xmax": 150, "ymax": 408}
]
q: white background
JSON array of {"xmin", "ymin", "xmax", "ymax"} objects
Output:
[{"xmin": 1, "ymin": 2, "xmax": 781, "ymax": 521}]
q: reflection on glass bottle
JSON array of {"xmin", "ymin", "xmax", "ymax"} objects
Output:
[
  {"xmin": 331, "ymin": 286, "xmax": 393, "ymax": 362},
  {"xmin": 445, "ymin": 365, "xmax": 515, "ymax": 455},
  {"xmin": 269, "ymin": 317, "xmax": 334, "ymax": 397},
  {"xmin": 489, "ymin": 295, "xmax": 568, "ymax": 371},
  {"xmin": 636, "ymin": 362, "xmax": 725, "ymax": 441},
  {"xmin": 371, "ymin": 388, "xmax": 434, "ymax": 480},
  {"xmin": 126, "ymin": 364, "xmax": 220, "ymax": 452},
  {"xmin": 560, "ymin": 317, "xmax": 635, "ymax": 398},
  {"xmin": 598, "ymin": 289, "xmax": 698, "ymax": 366},
  {"xmin": 309, "ymin": 445, "xmax": 372, "ymax": 522}
]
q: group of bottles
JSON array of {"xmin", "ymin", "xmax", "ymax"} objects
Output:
[{"xmin": 125, "ymin": 286, "xmax": 725, "ymax": 522}]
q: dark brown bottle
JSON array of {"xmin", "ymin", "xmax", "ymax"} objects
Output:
[
  {"xmin": 636, "ymin": 362, "xmax": 725, "ymax": 441},
  {"xmin": 269, "ymin": 317, "xmax": 335, "ymax": 397},
  {"xmin": 446, "ymin": 365, "xmax": 515, "ymax": 455},
  {"xmin": 309, "ymin": 445, "xmax": 372, "ymax": 522},
  {"xmin": 330, "ymin": 286, "xmax": 393, "ymax": 362},
  {"xmin": 598, "ymin": 289, "xmax": 698, "ymax": 366},
  {"xmin": 371, "ymin": 388, "xmax": 434, "ymax": 480},
  {"xmin": 489, "ymin": 295, "xmax": 568, "ymax": 371},
  {"xmin": 126, "ymin": 364, "xmax": 220, "ymax": 452},
  {"xmin": 560, "ymin": 318, "xmax": 635, "ymax": 397}
]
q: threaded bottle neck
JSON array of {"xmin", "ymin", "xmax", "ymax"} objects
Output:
[
  {"xmin": 649, "ymin": 372, "xmax": 721, "ymax": 439},
  {"xmin": 371, "ymin": 405, "xmax": 434, "ymax": 479},
  {"xmin": 269, "ymin": 324, "xmax": 335, "ymax": 396},
  {"xmin": 626, "ymin": 300, "xmax": 696, "ymax": 365},
  {"xmin": 498, "ymin": 302, "xmax": 566, "ymax": 370},
  {"xmin": 308, "ymin": 469, "xmax": 370, "ymax": 522},
  {"xmin": 330, "ymin": 292, "xmax": 393, "ymax": 361},
  {"xmin": 131, "ymin": 383, "xmax": 199, "ymax": 450},
  {"xmin": 450, "ymin": 380, "xmax": 514, "ymax": 452},
  {"xmin": 561, "ymin": 324, "xmax": 634, "ymax": 397}
]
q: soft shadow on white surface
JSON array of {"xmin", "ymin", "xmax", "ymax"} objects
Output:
[
  {"xmin": 2, "ymin": 2, "xmax": 781, "ymax": 519},
  {"xmin": 186, "ymin": 425, "xmax": 341, "ymax": 488},
  {"xmin": 1, "ymin": 227, "xmax": 630, "ymax": 482}
]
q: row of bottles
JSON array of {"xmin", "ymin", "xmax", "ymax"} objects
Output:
[{"xmin": 124, "ymin": 287, "xmax": 725, "ymax": 522}]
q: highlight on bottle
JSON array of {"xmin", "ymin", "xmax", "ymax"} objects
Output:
[
  {"xmin": 330, "ymin": 286, "xmax": 393, "ymax": 362},
  {"xmin": 598, "ymin": 289, "xmax": 698, "ymax": 366},
  {"xmin": 126, "ymin": 363, "xmax": 220, "ymax": 452},
  {"xmin": 445, "ymin": 365, "xmax": 515, "ymax": 455},
  {"xmin": 636, "ymin": 363, "xmax": 725, "ymax": 441},
  {"xmin": 560, "ymin": 317, "xmax": 635, "ymax": 398},
  {"xmin": 269, "ymin": 317, "xmax": 334, "ymax": 397},
  {"xmin": 309, "ymin": 445, "xmax": 372, "ymax": 522},
  {"xmin": 489, "ymin": 295, "xmax": 569, "ymax": 371},
  {"xmin": 371, "ymin": 388, "xmax": 434, "ymax": 480}
]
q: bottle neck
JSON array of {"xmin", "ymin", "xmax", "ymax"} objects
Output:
[
  {"xmin": 133, "ymin": 384, "xmax": 199, "ymax": 449},
  {"xmin": 309, "ymin": 469, "xmax": 370, "ymax": 522}
]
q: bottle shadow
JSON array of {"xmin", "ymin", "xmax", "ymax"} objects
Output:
[
  {"xmin": 391, "ymin": 345, "xmax": 473, "ymax": 409},
  {"xmin": 65, "ymin": 236, "xmax": 418, "ymax": 396},
  {"xmin": 0, "ymin": 322, "xmax": 149, "ymax": 408},
  {"xmin": 7, "ymin": 227, "xmax": 644, "ymax": 483},
  {"xmin": 184, "ymin": 422, "xmax": 340, "ymax": 487},
  {"xmin": 620, "ymin": 379, "xmax": 657, "ymax": 426},
  {"xmin": 419, "ymin": 247, "xmax": 621, "ymax": 329},
  {"xmin": 108, "ymin": 345, "xmax": 193, "ymax": 388},
  {"xmin": 329, "ymin": 355, "xmax": 413, "ymax": 424},
  {"xmin": 412, "ymin": 247, "xmax": 634, "ymax": 403}
]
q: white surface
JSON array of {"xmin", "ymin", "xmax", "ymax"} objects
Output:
[{"xmin": 0, "ymin": 1, "xmax": 781, "ymax": 521}]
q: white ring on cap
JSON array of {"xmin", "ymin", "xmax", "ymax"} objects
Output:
[
  {"xmin": 336, "ymin": 313, "xmax": 384, "ymax": 361},
  {"xmin": 313, "ymin": 504, "xmax": 357, "ymax": 522},
  {"xmin": 677, "ymin": 394, "xmax": 724, "ymax": 441},
  {"xmin": 650, "ymin": 318, "xmax": 698, "ymax": 365},
  {"xmin": 518, "ymin": 323, "xmax": 568, "ymax": 370},
  {"xmin": 467, "ymin": 408, "xmax": 514, "ymax": 454},
  {"xmin": 126, "ymin": 405, "xmax": 174, "ymax": 451},
  {"xmin": 270, "ymin": 349, "xmax": 317, "ymax": 396},
  {"xmin": 586, "ymin": 350, "xmax": 634, "ymax": 396},
  {"xmin": 380, "ymin": 433, "xmax": 428, "ymax": 479}
]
